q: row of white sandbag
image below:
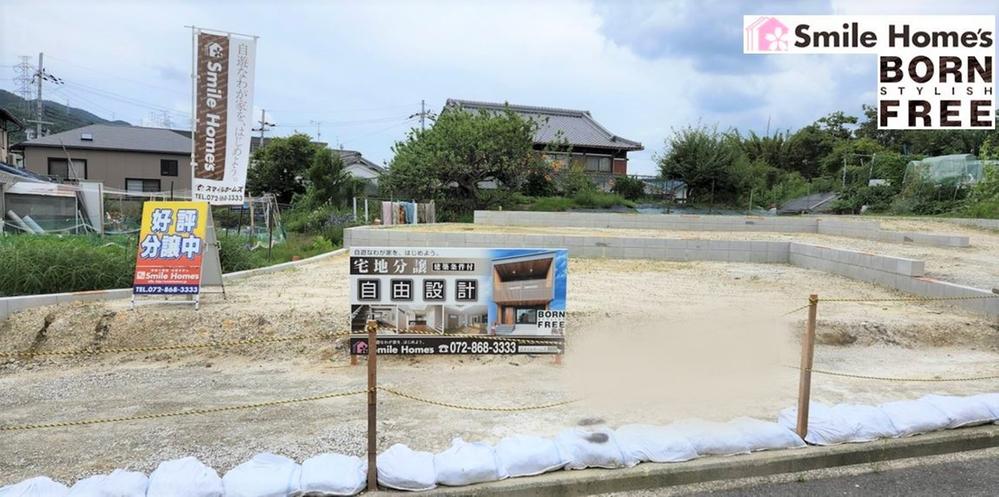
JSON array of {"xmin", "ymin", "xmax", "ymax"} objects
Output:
[
  {"xmin": 778, "ymin": 393, "xmax": 999, "ymax": 445},
  {"xmin": 378, "ymin": 417, "xmax": 805, "ymax": 491},
  {"xmin": 0, "ymin": 416, "xmax": 804, "ymax": 496},
  {"xmin": 0, "ymin": 453, "xmax": 366, "ymax": 497}
]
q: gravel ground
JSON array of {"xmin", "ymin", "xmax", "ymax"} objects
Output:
[{"xmin": 1, "ymin": 229, "xmax": 998, "ymax": 486}]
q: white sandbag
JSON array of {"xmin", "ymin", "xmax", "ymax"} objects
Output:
[
  {"xmin": 376, "ymin": 444, "xmax": 436, "ymax": 492},
  {"xmin": 670, "ymin": 419, "xmax": 751, "ymax": 456},
  {"xmin": 879, "ymin": 399, "xmax": 951, "ymax": 437},
  {"xmin": 146, "ymin": 457, "xmax": 223, "ymax": 497},
  {"xmin": 433, "ymin": 438, "xmax": 501, "ymax": 486},
  {"xmin": 295, "ymin": 453, "xmax": 366, "ymax": 497},
  {"xmin": 728, "ymin": 417, "xmax": 805, "ymax": 452},
  {"xmin": 68, "ymin": 470, "xmax": 147, "ymax": 497},
  {"xmin": 971, "ymin": 393, "xmax": 999, "ymax": 420},
  {"xmin": 778, "ymin": 402, "xmax": 862, "ymax": 445},
  {"xmin": 0, "ymin": 477, "xmax": 69, "ymax": 497},
  {"xmin": 830, "ymin": 404, "xmax": 900, "ymax": 441},
  {"xmin": 614, "ymin": 424, "xmax": 698, "ymax": 463},
  {"xmin": 223, "ymin": 453, "xmax": 301, "ymax": 497},
  {"xmin": 555, "ymin": 427, "xmax": 629, "ymax": 470},
  {"xmin": 920, "ymin": 394, "xmax": 995, "ymax": 428},
  {"xmin": 494, "ymin": 435, "xmax": 566, "ymax": 478}
]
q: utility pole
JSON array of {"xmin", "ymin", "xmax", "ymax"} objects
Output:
[
  {"xmin": 409, "ymin": 100, "xmax": 429, "ymax": 131},
  {"xmin": 35, "ymin": 52, "xmax": 43, "ymax": 137},
  {"xmin": 252, "ymin": 108, "xmax": 276, "ymax": 146},
  {"xmin": 25, "ymin": 52, "xmax": 60, "ymax": 138},
  {"xmin": 310, "ymin": 120, "xmax": 322, "ymax": 141}
]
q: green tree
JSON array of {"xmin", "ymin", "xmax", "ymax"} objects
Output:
[
  {"xmin": 304, "ymin": 148, "xmax": 356, "ymax": 208},
  {"xmin": 657, "ymin": 125, "xmax": 745, "ymax": 203},
  {"xmin": 380, "ymin": 107, "xmax": 542, "ymax": 217},
  {"xmin": 247, "ymin": 133, "xmax": 321, "ymax": 203}
]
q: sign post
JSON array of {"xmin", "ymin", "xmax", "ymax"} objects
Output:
[
  {"xmin": 795, "ymin": 294, "xmax": 819, "ymax": 439},
  {"xmin": 366, "ymin": 319, "xmax": 378, "ymax": 492},
  {"xmin": 131, "ymin": 200, "xmax": 222, "ymax": 309}
]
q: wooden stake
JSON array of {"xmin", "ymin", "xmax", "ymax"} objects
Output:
[
  {"xmin": 366, "ymin": 319, "xmax": 378, "ymax": 491},
  {"xmin": 795, "ymin": 294, "xmax": 819, "ymax": 439}
]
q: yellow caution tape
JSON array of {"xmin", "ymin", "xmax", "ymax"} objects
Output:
[
  {"xmin": 0, "ymin": 331, "xmax": 347, "ymax": 359},
  {"xmin": 379, "ymin": 386, "xmax": 581, "ymax": 412},
  {"xmin": 787, "ymin": 365, "xmax": 999, "ymax": 382},
  {"xmin": 0, "ymin": 389, "xmax": 366, "ymax": 432}
]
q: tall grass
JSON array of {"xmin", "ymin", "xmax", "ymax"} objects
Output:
[{"xmin": 0, "ymin": 235, "xmax": 136, "ymax": 296}]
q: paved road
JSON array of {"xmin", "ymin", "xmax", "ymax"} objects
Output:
[{"xmin": 683, "ymin": 453, "xmax": 999, "ymax": 497}]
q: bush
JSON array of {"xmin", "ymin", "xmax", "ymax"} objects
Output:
[
  {"xmin": 218, "ymin": 237, "xmax": 257, "ymax": 273},
  {"xmin": 572, "ymin": 191, "xmax": 634, "ymax": 209},
  {"xmin": 528, "ymin": 197, "xmax": 575, "ymax": 212},
  {"xmin": 0, "ymin": 235, "xmax": 135, "ymax": 296},
  {"xmin": 610, "ymin": 176, "xmax": 646, "ymax": 200}
]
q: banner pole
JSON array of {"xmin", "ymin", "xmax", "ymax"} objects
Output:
[
  {"xmin": 795, "ymin": 294, "xmax": 818, "ymax": 439},
  {"xmin": 366, "ymin": 319, "xmax": 378, "ymax": 492}
]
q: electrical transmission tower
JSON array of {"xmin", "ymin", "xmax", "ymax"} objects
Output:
[
  {"xmin": 13, "ymin": 56, "xmax": 34, "ymax": 115},
  {"xmin": 148, "ymin": 110, "xmax": 174, "ymax": 129}
]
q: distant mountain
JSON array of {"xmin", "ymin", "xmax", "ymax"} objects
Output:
[{"xmin": 0, "ymin": 89, "xmax": 131, "ymax": 144}]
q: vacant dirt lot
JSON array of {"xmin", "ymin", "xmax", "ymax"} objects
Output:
[{"xmin": 2, "ymin": 223, "xmax": 998, "ymax": 485}]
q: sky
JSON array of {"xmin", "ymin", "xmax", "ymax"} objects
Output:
[{"xmin": 1, "ymin": 0, "xmax": 996, "ymax": 175}]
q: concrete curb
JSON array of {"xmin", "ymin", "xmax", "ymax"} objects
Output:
[
  {"xmin": 0, "ymin": 248, "xmax": 347, "ymax": 320},
  {"xmin": 380, "ymin": 424, "xmax": 999, "ymax": 496}
]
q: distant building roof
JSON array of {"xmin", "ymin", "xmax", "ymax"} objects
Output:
[
  {"xmin": 0, "ymin": 108, "xmax": 24, "ymax": 130},
  {"xmin": 14, "ymin": 124, "xmax": 190, "ymax": 155},
  {"xmin": 0, "ymin": 161, "xmax": 52, "ymax": 183},
  {"xmin": 444, "ymin": 99, "xmax": 643, "ymax": 152},
  {"xmin": 336, "ymin": 148, "xmax": 385, "ymax": 173}
]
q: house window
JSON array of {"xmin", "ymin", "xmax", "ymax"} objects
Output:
[
  {"xmin": 585, "ymin": 156, "xmax": 612, "ymax": 173},
  {"xmin": 47, "ymin": 158, "xmax": 87, "ymax": 181},
  {"xmin": 160, "ymin": 159, "xmax": 179, "ymax": 176},
  {"xmin": 125, "ymin": 178, "xmax": 162, "ymax": 193}
]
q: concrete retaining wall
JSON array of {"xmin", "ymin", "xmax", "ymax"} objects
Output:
[
  {"xmin": 0, "ymin": 248, "xmax": 347, "ymax": 321},
  {"xmin": 346, "ymin": 226, "xmax": 996, "ymax": 317},
  {"xmin": 473, "ymin": 211, "xmax": 971, "ymax": 248},
  {"xmin": 941, "ymin": 217, "xmax": 999, "ymax": 231}
]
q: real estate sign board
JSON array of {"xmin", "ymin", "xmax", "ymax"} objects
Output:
[
  {"xmin": 349, "ymin": 247, "xmax": 568, "ymax": 355},
  {"xmin": 133, "ymin": 201, "xmax": 210, "ymax": 295},
  {"xmin": 192, "ymin": 30, "xmax": 257, "ymax": 205}
]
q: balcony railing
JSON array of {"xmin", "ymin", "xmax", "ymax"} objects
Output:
[{"xmin": 493, "ymin": 279, "xmax": 552, "ymax": 304}]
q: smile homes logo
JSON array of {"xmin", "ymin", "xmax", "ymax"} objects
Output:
[{"xmin": 744, "ymin": 15, "xmax": 996, "ymax": 129}]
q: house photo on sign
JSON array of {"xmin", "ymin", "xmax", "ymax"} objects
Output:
[{"xmin": 349, "ymin": 247, "xmax": 568, "ymax": 355}]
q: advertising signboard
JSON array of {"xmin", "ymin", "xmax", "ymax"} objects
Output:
[
  {"xmin": 349, "ymin": 247, "xmax": 567, "ymax": 355},
  {"xmin": 132, "ymin": 201, "xmax": 210, "ymax": 295},
  {"xmin": 192, "ymin": 29, "xmax": 257, "ymax": 205}
]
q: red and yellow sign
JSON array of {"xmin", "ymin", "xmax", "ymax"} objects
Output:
[{"xmin": 133, "ymin": 201, "xmax": 209, "ymax": 295}]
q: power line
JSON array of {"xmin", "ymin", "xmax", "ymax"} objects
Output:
[{"xmin": 44, "ymin": 54, "xmax": 188, "ymax": 97}]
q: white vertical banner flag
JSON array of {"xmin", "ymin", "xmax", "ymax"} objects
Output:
[{"xmin": 192, "ymin": 29, "xmax": 257, "ymax": 205}]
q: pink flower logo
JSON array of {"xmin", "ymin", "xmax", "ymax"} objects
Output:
[{"xmin": 745, "ymin": 16, "xmax": 791, "ymax": 52}]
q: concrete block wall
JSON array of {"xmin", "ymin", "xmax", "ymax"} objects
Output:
[
  {"xmin": 788, "ymin": 243, "xmax": 925, "ymax": 290},
  {"xmin": 346, "ymin": 226, "xmax": 995, "ymax": 317},
  {"xmin": 939, "ymin": 217, "xmax": 999, "ymax": 232},
  {"xmin": 474, "ymin": 210, "xmax": 820, "ymax": 233},
  {"xmin": 474, "ymin": 211, "xmax": 971, "ymax": 248}
]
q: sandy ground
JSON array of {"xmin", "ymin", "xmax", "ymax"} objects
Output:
[
  {"xmin": 393, "ymin": 220, "xmax": 999, "ymax": 290},
  {"xmin": 1, "ymin": 232, "xmax": 998, "ymax": 485}
]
